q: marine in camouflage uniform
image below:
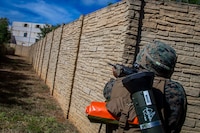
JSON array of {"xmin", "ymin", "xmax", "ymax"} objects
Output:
[{"xmin": 105, "ymin": 41, "xmax": 187, "ymax": 133}]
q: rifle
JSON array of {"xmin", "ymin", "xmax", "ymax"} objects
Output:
[{"xmin": 108, "ymin": 63, "xmax": 137, "ymax": 77}]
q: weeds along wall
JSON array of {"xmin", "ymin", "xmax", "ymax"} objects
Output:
[{"xmin": 16, "ymin": 0, "xmax": 200, "ymax": 132}]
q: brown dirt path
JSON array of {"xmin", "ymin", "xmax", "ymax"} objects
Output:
[{"xmin": 0, "ymin": 55, "xmax": 79, "ymax": 133}]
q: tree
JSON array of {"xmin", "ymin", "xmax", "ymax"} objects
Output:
[
  {"xmin": 0, "ymin": 18, "xmax": 11, "ymax": 44},
  {"xmin": 188, "ymin": 0, "xmax": 200, "ymax": 4},
  {"xmin": 107, "ymin": 2, "xmax": 113, "ymax": 6},
  {"xmin": 169, "ymin": 0, "xmax": 200, "ymax": 4},
  {"xmin": 37, "ymin": 24, "xmax": 60, "ymax": 39}
]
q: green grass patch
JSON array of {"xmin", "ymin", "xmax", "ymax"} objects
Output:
[{"xmin": 0, "ymin": 111, "xmax": 67, "ymax": 133}]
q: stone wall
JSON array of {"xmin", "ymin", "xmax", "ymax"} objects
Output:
[
  {"xmin": 45, "ymin": 26, "xmax": 62, "ymax": 93},
  {"xmin": 140, "ymin": 1, "xmax": 200, "ymax": 132},
  {"xmin": 53, "ymin": 18, "xmax": 83, "ymax": 119},
  {"xmin": 14, "ymin": 44, "xmax": 30, "ymax": 57},
  {"xmin": 21, "ymin": 0, "xmax": 200, "ymax": 132},
  {"xmin": 67, "ymin": 2, "xmax": 139, "ymax": 132},
  {"xmin": 40, "ymin": 32, "xmax": 53, "ymax": 81}
]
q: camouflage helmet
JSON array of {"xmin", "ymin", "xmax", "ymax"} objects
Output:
[{"xmin": 135, "ymin": 41, "xmax": 177, "ymax": 78}]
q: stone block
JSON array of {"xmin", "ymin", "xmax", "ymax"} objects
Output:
[
  {"xmin": 182, "ymin": 69, "xmax": 200, "ymax": 75},
  {"xmin": 187, "ymin": 105, "xmax": 200, "ymax": 115},
  {"xmin": 169, "ymin": 32, "xmax": 193, "ymax": 38},
  {"xmin": 184, "ymin": 117, "xmax": 196, "ymax": 128},
  {"xmin": 176, "ymin": 26, "xmax": 194, "ymax": 35},
  {"xmin": 178, "ymin": 55, "xmax": 200, "ymax": 67},
  {"xmin": 185, "ymin": 87, "xmax": 200, "ymax": 97},
  {"xmin": 196, "ymin": 121, "xmax": 200, "ymax": 128},
  {"xmin": 145, "ymin": 2, "xmax": 160, "ymax": 10},
  {"xmin": 187, "ymin": 39, "xmax": 200, "ymax": 44},
  {"xmin": 194, "ymin": 52, "xmax": 200, "ymax": 58},
  {"xmin": 157, "ymin": 24, "xmax": 176, "ymax": 31},
  {"xmin": 172, "ymin": 17, "xmax": 195, "ymax": 26},
  {"xmin": 143, "ymin": 21, "xmax": 157, "ymax": 29},
  {"xmin": 187, "ymin": 96, "xmax": 200, "ymax": 106},
  {"xmin": 161, "ymin": 3, "xmax": 188, "ymax": 13}
]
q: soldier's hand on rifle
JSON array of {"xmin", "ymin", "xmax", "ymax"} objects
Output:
[
  {"xmin": 108, "ymin": 63, "xmax": 138, "ymax": 78},
  {"xmin": 112, "ymin": 67, "xmax": 118, "ymax": 78},
  {"xmin": 111, "ymin": 64, "xmax": 123, "ymax": 78}
]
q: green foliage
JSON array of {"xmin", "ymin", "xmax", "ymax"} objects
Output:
[
  {"xmin": 37, "ymin": 24, "xmax": 60, "ymax": 39},
  {"xmin": 107, "ymin": 2, "xmax": 113, "ymax": 6},
  {"xmin": 169, "ymin": 0, "xmax": 200, "ymax": 4},
  {"xmin": 188, "ymin": 0, "xmax": 200, "ymax": 4},
  {"xmin": 0, "ymin": 18, "xmax": 11, "ymax": 45},
  {"xmin": 0, "ymin": 17, "xmax": 11, "ymax": 55}
]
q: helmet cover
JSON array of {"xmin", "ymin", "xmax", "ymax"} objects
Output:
[{"xmin": 135, "ymin": 41, "xmax": 177, "ymax": 78}]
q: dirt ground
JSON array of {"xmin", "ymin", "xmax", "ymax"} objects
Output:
[{"xmin": 0, "ymin": 55, "xmax": 79, "ymax": 133}]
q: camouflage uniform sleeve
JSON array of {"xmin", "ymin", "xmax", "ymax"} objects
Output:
[
  {"xmin": 164, "ymin": 80, "xmax": 187, "ymax": 133},
  {"xmin": 103, "ymin": 78, "xmax": 115, "ymax": 101}
]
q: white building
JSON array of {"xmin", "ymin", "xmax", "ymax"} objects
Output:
[{"xmin": 11, "ymin": 21, "xmax": 46, "ymax": 46}]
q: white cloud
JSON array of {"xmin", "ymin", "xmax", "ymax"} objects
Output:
[
  {"xmin": 0, "ymin": 7, "xmax": 26, "ymax": 24},
  {"xmin": 12, "ymin": 0, "xmax": 81, "ymax": 24}
]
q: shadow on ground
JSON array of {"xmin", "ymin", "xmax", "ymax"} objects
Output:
[
  {"xmin": 0, "ymin": 55, "xmax": 31, "ymax": 70},
  {"xmin": 0, "ymin": 71, "xmax": 30, "ymax": 105},
  {"xmin": 0, "ymin": 55, "xmax": 80, "ymax": 133},
  {"xmin": 0, "ymin": 55, "xmax": 32, "ymax": 106}
]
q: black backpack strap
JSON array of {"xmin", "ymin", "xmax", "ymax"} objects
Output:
[
  {"xmin": 152, "ymin": 76, "xmax": 167, "ymax": 128},
  {"xmin": 98, "ymin": 123, "xmax": 103, "ymax": 133},
  {"xmin": 117, "ymin": 104, "xmax": 131, "ymax": 133}
]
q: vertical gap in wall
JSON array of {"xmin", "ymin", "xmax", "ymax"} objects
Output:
[
  {"xmin": 133, "ymin": 0, "xmax": 145, "ymax": 62},
  {"xmin": 35, "ymin": 41, "xmax": 41, "ymax": 70},
  {"xmin": 45, "ymin": 30, "xmax": 55, "ymax": 83},
  {"xmin": 33, "ymin": 46, "xmax": 36, "ymax": 69},
  {"xmin": 35, "ymin": 43, "xmax": 38, "ymax": 70},
  {"xmin": 21, "ymin": 45, "xmax": 23, "ymax": 58},
  {"xmin": 33, "ymin": 45, "xmax": 37, "ymax": 70},
  {"xmin": 32, "ymin": 45, "xmax": 36, "ymax": 65},
  {"xmin": 66, "ymin": 15, "xmax": 84, "ymax": 119},
  {"xmin": 52, "ymin": 25, "xmax": 64, "ymax": 95},
  {"xmin": 37, "ymin": 43, "xmax": 41, "ymax": 70},
  {"xmin": 32, "ymin": 46, "xmax": 35, "ymax": 66},
  {"xmin": 40, "ymin": 36, "xmax": 48, "ymax": 78},
  {"xmin": 37, "ymin": 40, "xmax": 43, "ymax": 74},
  {"xmin": 30, "ymin": 45, "xmax": 33, "ymax": 65},
  {"xmin": 32, "ymin": 44, "xmax": 35, "ymax": 66},
  {"xmin": 35, "ymin": 43, "xmax": 40, "ymax": 70}
]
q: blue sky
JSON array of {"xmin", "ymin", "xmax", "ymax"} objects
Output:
[{"xmin": 0, "ymin": 0, "xmax": 121, "ymax": 25}]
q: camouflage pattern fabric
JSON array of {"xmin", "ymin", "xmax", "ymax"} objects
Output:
[
  {"xmin": 164, "ymin": 79, "xmax": 187, "ymax": 133},
  {"xmin": 103, "ymin": 78, "xmax": 115, "ymax": 101},
  {"xmin": 135, "ymin": 41, "xmax": 177, "ymax": 78}
]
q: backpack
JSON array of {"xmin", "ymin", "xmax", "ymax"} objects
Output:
[
  {"xmin": 104, "ymin": 74, "xmax": 187, "ymax": 133},
  {"xmin": 104, "ymin": 75, "xmax": 167, "ymax": 133}
]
